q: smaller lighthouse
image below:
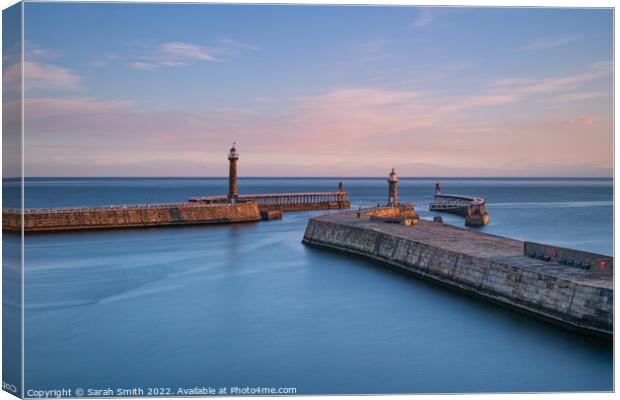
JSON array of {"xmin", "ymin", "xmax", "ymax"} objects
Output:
[
  {"xmin": 228, "ymin": 143, "xmax": 239, "ymax": 201},
  {"xmin": 387, "ymin": 168, "xmax": 398, "ymax": 207}
]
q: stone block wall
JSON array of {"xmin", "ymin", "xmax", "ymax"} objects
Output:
[
  {"xmin": 3, "ymin": 211, "xmax": 21, "ymax": 232},
  {"xmin": 260, "ymin": 209, "xmax": 283, "ymax": 221},
  {"xmin": 3, "ymin": 202, "xmax": 261, "ymax": 233}
]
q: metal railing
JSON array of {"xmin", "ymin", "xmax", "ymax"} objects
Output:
[
  {"xmin": 190, "ymin": 192, "xmax": 349, "ymax": 206},
  {"xmin": 431, "ymin": 193, "xmax": 485, "ymax": 206},
  {"xmin": 4, "ymin": 192, "xmax": 350, "ymax": 215},
  {"xmin": 429, "ymin": 192, "xmax": 488, "ymax": 216}
]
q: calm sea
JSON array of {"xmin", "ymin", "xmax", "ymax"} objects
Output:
[{"xmin": 3, "ymin": 178, "xmax": 614, "ymax": 394}]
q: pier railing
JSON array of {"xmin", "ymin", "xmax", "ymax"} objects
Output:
[
  {"xmin": 430, "ymin": 193, "xmax": 486, "ymax": 214},
  {"xmin": 431, "ymin": 193, "xmax": 484, "ymax": 208},
  {"xmin": 5, "ymin": 191, "xmax": 350, "ymax": 214},
  {"xmin": 429, "ymin": 192, "xmax": 489, "ymax": 226},
  {"xmin": 189, "ymin": 191, "xmax": 349, "ymax": 206},
  {"xmin": 3, "ymin": 201, "xmax": 228, "ymax": 215}
]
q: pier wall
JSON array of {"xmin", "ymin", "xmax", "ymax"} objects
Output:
[
  {"xmin": 3, "ymin": 202, "xmax": 261, "ymax": 233},
  {"xmin": 3, "ymin": 212, "xmax": 21, "ymax": 232},
  {"xmin": 302, "ymin": 215, "xmax": 612, "ymax": 337}
]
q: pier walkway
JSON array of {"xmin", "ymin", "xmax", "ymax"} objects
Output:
[{"xmin": 189, "ymin": 191, "xmax": 350, "ymax": 212}]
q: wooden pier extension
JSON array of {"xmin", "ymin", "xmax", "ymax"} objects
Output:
[{"xmin": 189, "ymin": 191, "xmax": 350, "ymax": 212}]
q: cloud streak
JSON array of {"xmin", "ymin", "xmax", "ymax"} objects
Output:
[
  {"xmin": 524, "ymin": 34, "xmax": 580, "ymax": 50},
  {"xmin": 129, "ymin": 62, "xmax": 158, "ymax": 71},
  {"xmin": 491, "ymin": 61, "xmax": 611, "ymax": 98},
  {"xmin": 129, "ymin": 39, "xmax": 256, "ymax": 71},
  {"xmin": 558, "ymin": 91, "xmax": 609, "ymax": 102},
  {"xmin": 160, "ymin": 42, "xmax": 214, "ymax": 61},
  {"xmin": 3, "ymin": 61, "xmax": 82, "ymax": 93}
]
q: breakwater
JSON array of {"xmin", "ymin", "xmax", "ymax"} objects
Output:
[
  {"xmin": 2, "ymin": 191, "xmax": 350, "ymax": 233},
  {"xmin": 302, "ymin": 207, "xmax": 612, "ymax": 337},
  {"xmin": 189, "ymin": 191, "xmax": 350, "ymax": 212},
  {"xmin": 429, "ymin": 192, "xmax": 489, "ymax": 226},
  {"xmin": 3, "ymin": 202, "xmax": 261, "ymax": 233}
]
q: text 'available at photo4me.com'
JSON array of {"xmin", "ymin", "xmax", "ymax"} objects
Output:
[{"xmin": 23, "ymin": 386, "xmax": 298, "ymax": 398}]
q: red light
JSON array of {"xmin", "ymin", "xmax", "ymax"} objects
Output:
[{"xmin": 599, "ymin": 261, "xmax": 607, "ymax": 269}]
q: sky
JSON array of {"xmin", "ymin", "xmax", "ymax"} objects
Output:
[{"xmin": 3, "ymin": 3, "xmax": 614, "ymax": 177}]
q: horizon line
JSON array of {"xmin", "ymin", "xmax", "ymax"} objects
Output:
[{"xmin": 4, "ymin": 176, "xmax": 614, "ymax": 180}]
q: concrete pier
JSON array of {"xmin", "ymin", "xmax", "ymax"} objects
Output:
[
  {"xmin": 3, "ymin": 202, "xmax": 261, "ymax": 233},
  {"xmin": 302, "ymin": 207, "xmax": 613, "ymax": 338}
]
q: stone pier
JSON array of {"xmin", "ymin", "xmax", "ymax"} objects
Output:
[
  {"xmin": 3, "ymin": 202, "xmax": 261, "ymax": 233},
  {"xmin": 430, "ymin": 192, "xmax": 490, "ymax": 227},
  {"xmin": 302, "ymin": 207, "xmax": 613, "ymax": 338}
]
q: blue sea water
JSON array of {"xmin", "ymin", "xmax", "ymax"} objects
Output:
[{"xmin": 5, "ymin": 178, "xmax": 614, "ymax": 394}]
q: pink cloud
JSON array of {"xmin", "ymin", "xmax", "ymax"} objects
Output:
[
  {"xmin": 558, "ymin": 91, "xmax": 609, "ymax": 102},
  {"xmin": 127, "ymin": 39, "xmax": 256, "ymax": 70},
  {"xmin": 570, "ymin": 115, "xmax": 599, "ymax": 127},
  {"xmin": 24, "ymin": 61, "xmax": 81, "ymax": 90},
  {"xmin": 29, "ymin": 48, "xmax": 59, "ymax": 59},
  {"xmin": 3, "ymin": 61, "xmax": 81, "ymax": 92},
  {"xmin": 158, "ymin": 60, "xmax": 190, "ymax": 67},
  {"xmin": 18, "ymin": 73, "xmax": 612, "ymax": 177},
  {"xmin": 22, "ymin": 97, "xmax": 132, "ymax": 118},
  {"xmin": 493, "ymin": 78, "xmax": 533, "ymax": 87},
  {"xmin": 160, "ymin": 42, "xmax": 214, "ymax": 61},
  {"xmin": 129, "ymin": 62, "xmax": 158, "ymax": 71},
  {"xmin": 492, "ymin": 62, "xmax": 611, "ymax": 97},
  {"xmin": 523, "ymin": 34, "xmax": 580, "ymax": 50}
]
